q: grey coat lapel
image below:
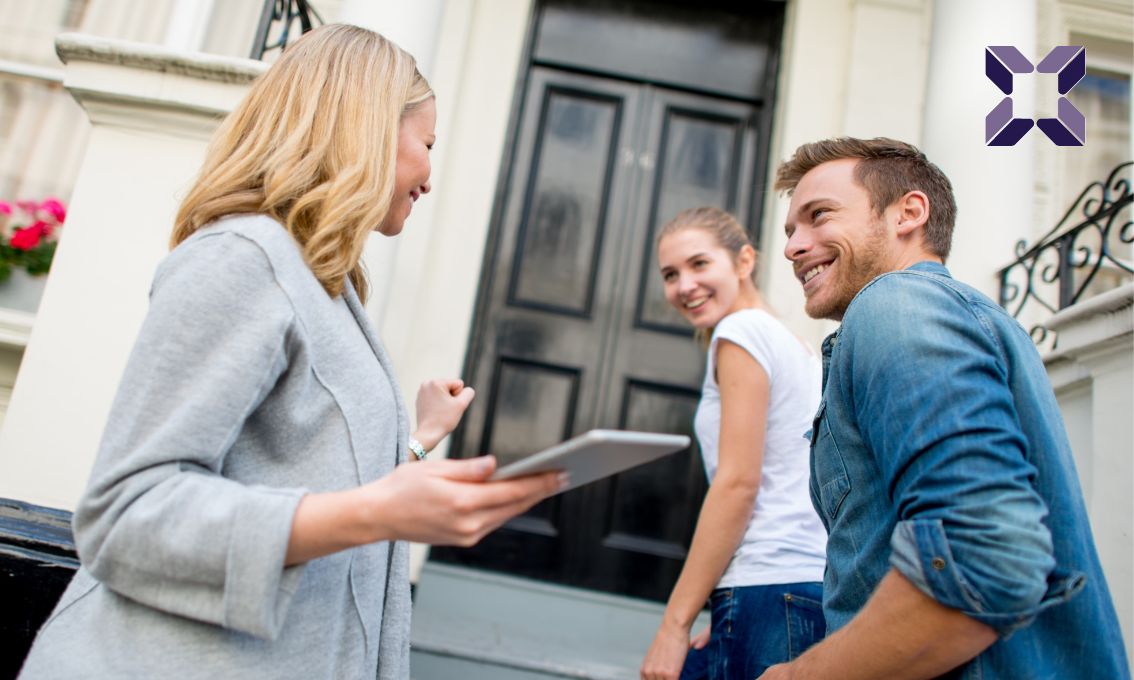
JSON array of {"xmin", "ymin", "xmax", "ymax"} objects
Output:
[{"xmin": 343, "ymin": 279, "xmax": 409, "ymax": 465}]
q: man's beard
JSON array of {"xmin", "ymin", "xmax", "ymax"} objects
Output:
[{"xmin": 806, "ymin": 219, "xmax": 892, "ymax": 321}]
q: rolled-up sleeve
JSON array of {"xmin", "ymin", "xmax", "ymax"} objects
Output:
[
  {"xmin": 74, "ymin": 231, "xmax": 306, "ymax": 640},
  {"xmin": 843, "ymin": 274, "xmax": 1057, "ymax": 636}
]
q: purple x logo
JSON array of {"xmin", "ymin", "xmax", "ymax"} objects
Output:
[{"xmin": 985, "ymin": 45, "xmax": 1086, "ymax": 146}]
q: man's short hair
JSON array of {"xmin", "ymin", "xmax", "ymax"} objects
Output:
[{"xmin": 774, "ymin": 137, "xmax": 957, "ymax": 260}]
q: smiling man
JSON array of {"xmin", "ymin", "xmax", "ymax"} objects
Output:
[{"xmin": 759, "ymin": 137, "xmax": 1129, "ymax": 679}]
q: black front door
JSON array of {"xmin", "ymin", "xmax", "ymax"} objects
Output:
[{"xmin": 434, "ymin": 0, "xmax": 783, "ymax": 602}]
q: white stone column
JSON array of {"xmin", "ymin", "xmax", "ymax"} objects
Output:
[
  {"xmin": 921, "ymin": 0, "xmax": 1037, "ymax": 300},
  {"xmin": 163, "ymin": 0, "xmax": 216, "ymax": 51},
  {"xmin": 78, "ymin": 0, "xmax": 177, "ymax": 44},
  {"xmin": 760, "ymin": 0, "xmax": 856, "ymax": 351},
  {"xmin": 350, "ymin": 0, "xmax": 532, "ymax": 579},
  {"xmin": 337, "ymin": 0, "xmax": 444, "ymax": 77},
  {"xmin": 841, "ymin": 0, "xmax": 931, "ymax": 142},
  {"xmin": 0, "ymin": 34, "xmax": 263, "ymax": 509},
  {"xmin": 0, "ymin": 0, "xmax": 71, "ymax": 64},
  {"xmin": 1044, "ymin": 284, "xmax": 1134, "ymax": 664},
  {"xmin": 336, "ymin": 0, "xmax": 445, "ymax": 332}
]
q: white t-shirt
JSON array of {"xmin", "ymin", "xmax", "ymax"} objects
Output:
[{"xmin": 694, "ymin": 308, "xmax": 827, "ymax": 587}]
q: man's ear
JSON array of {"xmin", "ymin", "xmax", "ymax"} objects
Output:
[{"xmin": 895, "ymin": 190, "xmax": 929, "ymax": 237}]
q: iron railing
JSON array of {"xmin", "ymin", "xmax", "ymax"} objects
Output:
[
  {"xmin": 250, "ymin": 0, "xmax": 323, "ymax": 60},
  {"xmin": 999, "ymin": 161, "xmax": 1134, "ymax": 349}
]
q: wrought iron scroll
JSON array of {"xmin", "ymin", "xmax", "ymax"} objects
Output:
[
  {"xmin": 998, "ymin": 161, "xmax": 1133, "ymax": 349},
  {"xmin": 250, "ymin": 0, "xmax": 323, "ymax": 60}
]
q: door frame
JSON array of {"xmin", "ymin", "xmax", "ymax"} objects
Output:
[{"xmin": 438, "ymin": 0, "xmax": 786, "ymax": 597}]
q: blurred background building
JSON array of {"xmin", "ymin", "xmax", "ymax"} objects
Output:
[{"xmin": 0, "ymin": 1, "xmax": 1129, "ymax": 678}]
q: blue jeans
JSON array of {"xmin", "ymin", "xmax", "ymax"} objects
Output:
[{"xmin": 679, "ymin": 583, "xmax": 825, "ymax": 680}]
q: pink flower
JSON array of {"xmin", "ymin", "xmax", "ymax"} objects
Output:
[
  {"xmin": 10, "ymin": 223, "xmax": 46, "ymax": 251},
  {"xmin": 40, "ymin": 198, "xmax": 66, "ymax": 223},
  {"xmin": 0, "ymin": 201, "xmax": 11, "ymax": 216},
  {"xmin": 30, "ymin": 219, "xmax": 54, "ymax": 239}
]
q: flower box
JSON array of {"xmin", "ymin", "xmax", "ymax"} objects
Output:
[{"xmin": 0, "ymin": 198, "xmax": 65, "ymax": 313}]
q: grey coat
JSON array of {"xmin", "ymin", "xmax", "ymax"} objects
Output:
[{"xmin": 20, "ymin": 215, "xmax": 411, "ymax": 679}]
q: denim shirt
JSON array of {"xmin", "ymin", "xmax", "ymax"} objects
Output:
[{"xmin": 811, "ymin": 261, "xmax": 1129, "ymax": 679}]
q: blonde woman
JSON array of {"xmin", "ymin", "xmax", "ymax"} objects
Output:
[
  {"xmin": 19, "ymin": 25, "xmax": 561, "ymax": 680},
  {"xmin": 641, "ymin": 208, "xmax": 827, "ymax": 680}
]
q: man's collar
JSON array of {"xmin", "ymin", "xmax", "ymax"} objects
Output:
[
  {"xmin": 825, "ymin": 260, "xmax": 950, "ymax": 349},
  {"xmin": 822, "ymin": 329, "xmax": 839, "ymax": 355},
  {"xmin": 906, "ymin": 260, "xmax": 949, "ymax": 276}
]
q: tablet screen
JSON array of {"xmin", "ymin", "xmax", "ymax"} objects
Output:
[{"xmin": 488, "ymin": 429, "xmax": 690, "ymax": 493}]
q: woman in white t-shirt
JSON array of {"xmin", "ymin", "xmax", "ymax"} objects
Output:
[{"xmin": 641, "ymin": 207, "xmax": 827, "ymax": 680}]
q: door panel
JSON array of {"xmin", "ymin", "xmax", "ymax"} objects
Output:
[
  {"xmin": 437, "ymin": 68, "xmax": 644, "ymax": 580},
  {"xmin": 576, "ymin": 90, "xmax": 759, "ymax": 599},
  {"xmin": 634, "ymin": 101, "xmax": 757, "ymax": 333},
  {"xmin": 535, "ymin": 0, "xmax": 786, "ymax": 101},
  {"xmin": 509, "ymin": 88, "xmax": 622, "ymax": 315},
  {"xmin": 456, "ymin": 68, "xmax": 641, "ymax": 471},
  {"xmin": 578, "ymin": 379, "xmax": 703, "ymax": 598},
  {"xmin": 481, "ymin": 357, "xmax": 579, "ymax": 534}
]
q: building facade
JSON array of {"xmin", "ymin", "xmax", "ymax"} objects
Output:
[{"xmin": 0, "ymin": 0, "xmax": 1129, "ymax": 677}]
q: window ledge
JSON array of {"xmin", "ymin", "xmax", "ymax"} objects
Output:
[{"xmin": 0, "ymin": 309, "xmax": 35, "ymax": 349}]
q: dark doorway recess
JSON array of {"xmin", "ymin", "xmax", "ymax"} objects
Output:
[
  {"xmin": 433, "ymin": 0, "xmax": 785, "ymax": 602},
  {"xmin": 0, "ymin": 499, "xmax": 77, "ymax": 679}
]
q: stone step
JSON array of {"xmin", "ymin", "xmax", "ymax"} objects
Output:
[{"xmin": 410, "ymin": 562, "xmax": 709, "ymax": 680}]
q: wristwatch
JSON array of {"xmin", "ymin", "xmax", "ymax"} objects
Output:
[{"xmin": 408, "ymin": 436, "xmax": 428, "ymax": 461}]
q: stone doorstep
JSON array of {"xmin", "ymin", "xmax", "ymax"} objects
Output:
[
  {"xmin": 412, "ymin": 614, "xmax": 636, "ymax": 680},
  {"xmin": 411, "ymin": 562, "xmax": 709, "ymax": 680}
]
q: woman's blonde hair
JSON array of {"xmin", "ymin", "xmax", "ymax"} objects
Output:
[{"xmin": 171, "ymin": 24, "xmax": 434, "ymax": 301}]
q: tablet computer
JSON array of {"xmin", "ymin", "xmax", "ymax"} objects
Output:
[{"xmin": 488, "ymin": 429, "xmax": 691, "ymax": 493}]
